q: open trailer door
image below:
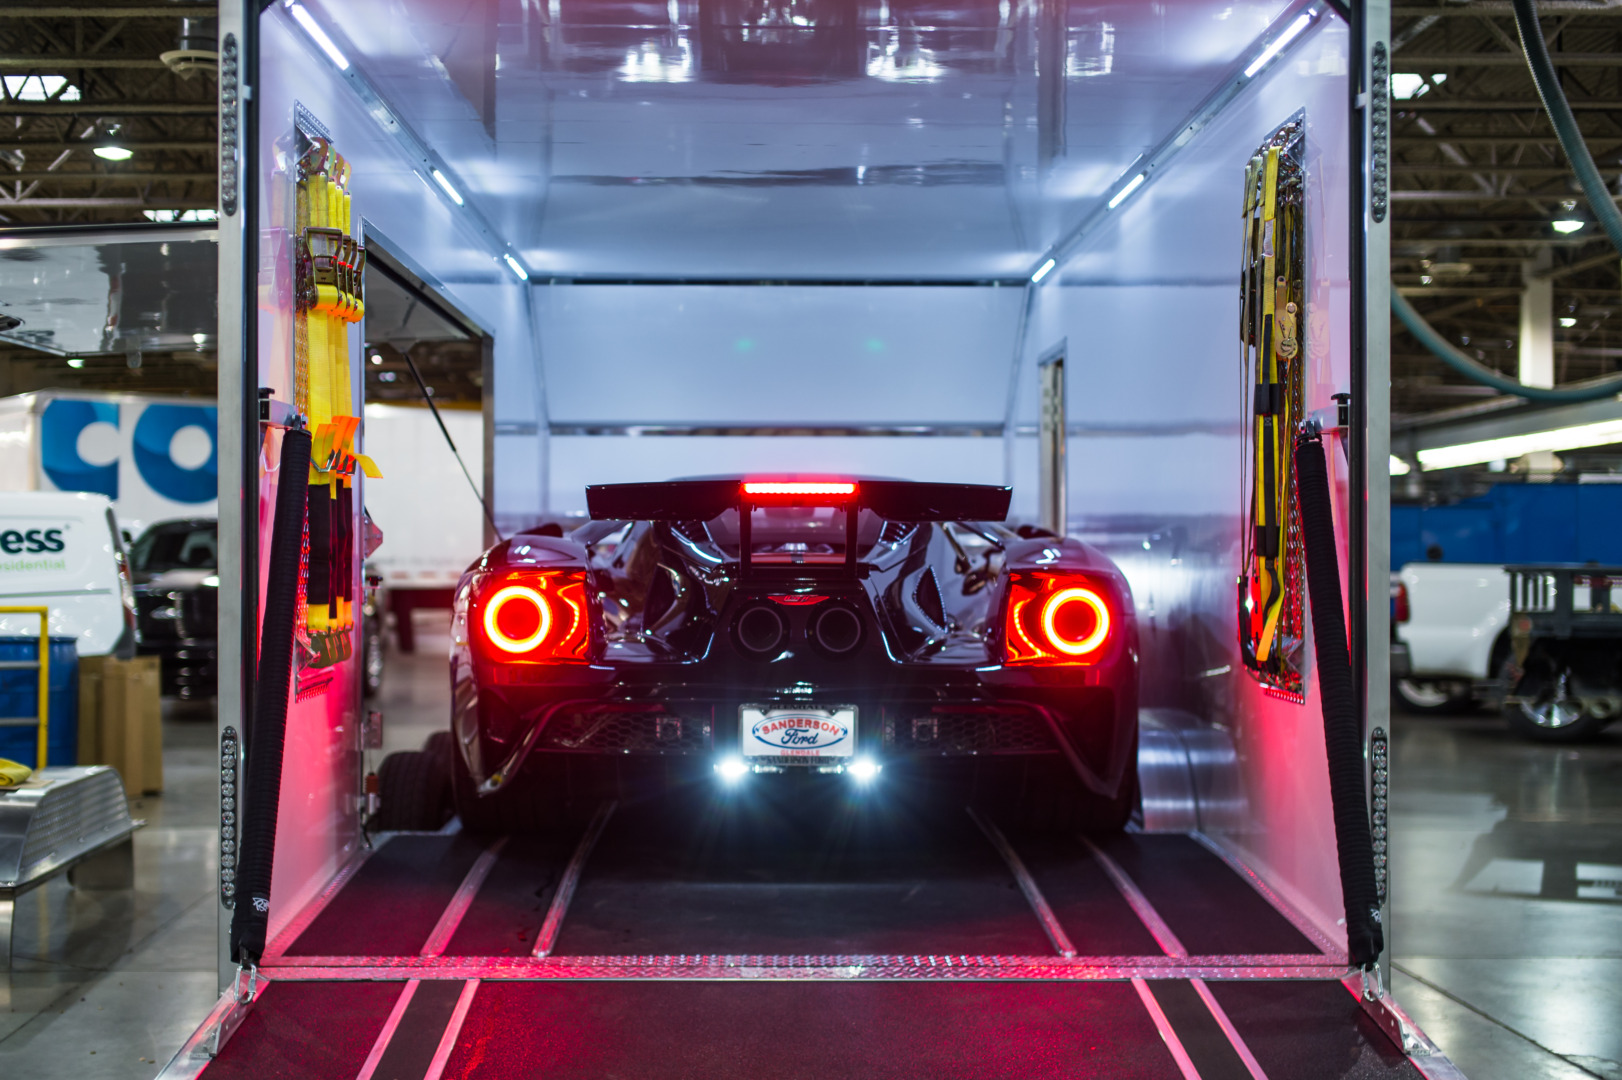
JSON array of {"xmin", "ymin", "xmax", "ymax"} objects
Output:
[{"xmin": 168, "ymin": 0, "xmax": 1464, "ymax": 1077}]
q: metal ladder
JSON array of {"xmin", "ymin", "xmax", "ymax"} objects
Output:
[{"xmin": 0, "ymin": 606, "xmax": 51, "ymax": 771}]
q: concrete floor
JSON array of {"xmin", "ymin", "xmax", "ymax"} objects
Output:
[{"xmin": 1, "ymin": 613, "xmax": 1618, "ymax": 1078}]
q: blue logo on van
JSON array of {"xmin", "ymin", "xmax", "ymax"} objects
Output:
[
  {"xmin": 133, "ymin": 404, "xmax": 218, "ymax": 504},
  {"xmin": 40, "ymin": 399, "xmax": 119, "ymax": 498},
  {"xmin": 38, "ymin": 399, "xmax": 218, "ymax": 504}
]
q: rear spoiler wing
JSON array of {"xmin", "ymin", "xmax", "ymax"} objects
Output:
[{"xmin": 585, "ymin": 478, "xmax": 1012, "ymax": 523}]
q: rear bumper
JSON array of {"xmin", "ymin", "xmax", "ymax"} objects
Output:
[{"xmin": 460, "ymin": 670, "xmax": 1137, "ymax": 804}]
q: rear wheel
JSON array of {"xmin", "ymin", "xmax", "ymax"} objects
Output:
[
  {"xmin": 372, "ymin": 749, "xmax": 452, "ymax": 831},
  {"xmin": 451, "ymin": 747, "xmax": 591, "ymax": 835},
  {"xmin": 1504, "ymin": 668, "xmax": 1610, "ymax": 743}
]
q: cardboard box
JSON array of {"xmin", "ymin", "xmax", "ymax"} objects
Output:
[{"xmin": 78, "ymin": 655, "xmax": 163, "ymax": 796}]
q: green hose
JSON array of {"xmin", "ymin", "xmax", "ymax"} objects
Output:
[
  {"xmin": 1513, "ymin": 0, "xmax": 1622, "ymax": 254},
  {"xmin": 1392, "ymin": 291, "xmax": 1622, "ymax": 403},
  {"xmin": 1392, "ymin": 0, "xmax": 1622, "ymax": 404}
]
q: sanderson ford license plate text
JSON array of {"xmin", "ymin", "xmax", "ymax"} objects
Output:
[{"xmin": 741, "ymin": 706, "xmax": 857, "ymax": 758}]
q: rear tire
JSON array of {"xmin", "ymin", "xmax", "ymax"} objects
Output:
[
  {"xmin": 451, "ymin": 747, "xmax": 589, "ymax": 835},
  {"xmin": 1503, "ymin": 661, "xmax": 1612, "ymax": 743},
  {"xmin": 373, "ymin": 750, "xmax": 452, "ymax": 832}
]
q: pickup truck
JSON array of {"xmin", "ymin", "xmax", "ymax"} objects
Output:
[
  {"xmin": 1393, "ymin": 561, "xmax": 1622, "ymax": 741},
  {"xmin": 1391, "ymin": 563, "xmax": 1510, "ymax": 714}
]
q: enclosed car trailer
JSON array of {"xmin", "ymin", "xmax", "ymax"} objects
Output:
[{"xmin": 164, "ymin": 0, "xmax": 1465, "ymax": 1076}]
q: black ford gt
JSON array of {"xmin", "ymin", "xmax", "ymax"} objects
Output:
[{"xmin": 430, "ymin": 477, "xmax": 1139, "ymax": 833}]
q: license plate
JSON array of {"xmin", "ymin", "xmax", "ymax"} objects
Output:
[{"xmin": 741, "ymin": 706, "xmax": 857, "ymax": 758}]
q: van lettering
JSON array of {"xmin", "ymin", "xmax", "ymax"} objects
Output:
[
  {"xmin": 0, "ymin": 530, "xmax": 21, "ymax": 554},
  {"xmin": 43, "ymin": 528, "xmax": 64, "ymax": 553}
]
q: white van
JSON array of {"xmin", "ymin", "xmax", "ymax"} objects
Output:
[{"xmin": 0, "ymin": 491, "xmax": 137, "ymax": 658}]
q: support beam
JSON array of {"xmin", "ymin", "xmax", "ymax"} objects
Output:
[
  {"xmin": 1394, "ymin": 137, "xmax": 1622, "ymax": 146},
  {"xmin": 0, "ymin": 172, "xmax": 216, "ymax": 182},
  {"xmin": 1397, "ymin": 52, "xmax": 1622, "ymax": 64},
  {"xmin": 0, "ymin": 102, "xmax": 215, "ymax": 115},
  {"xmin": 1396, "ymin": 100, "xmax": 1622, "ymax": 110},
  {"xmin": 0, "ymin": 141, "xmax": 216, "ymax": 152},
  {"xmin": 0, "ymin": 57, "xmax": 170, "ymax": 68},
  {"xmin": 0, "ymin": 6, "xmax": 214, "ymax": 15},
  {"xmin": 1391, "ymin": 164, "xmax": 1622, "ymax": 175},
  {"xmin": 1519, "ymin": 252, "xmax": 1555, "ymax": 389},
  {"xmin": 0, "ymin": 197, "xmax": 205, "ymax": 207},
  {"xmin": 1394, "ymin": 2, "xmax": 1622, "ymax": 14}
]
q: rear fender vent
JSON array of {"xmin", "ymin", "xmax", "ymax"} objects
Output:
[{"xmin": 540, "ymin": 708, "xmax": 712, "ymax": 754}]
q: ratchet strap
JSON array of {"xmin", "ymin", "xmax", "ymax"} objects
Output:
[
  {"xmin": 1238, "ymin": 118, "xmax": 1306, "ymax": 701},
  {"xmin": 295, "ymin": 137, "xmax": 380, "ymax": 670}
]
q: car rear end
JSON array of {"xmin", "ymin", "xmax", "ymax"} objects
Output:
[{"xmin": 451, "ymin": 478, "xmax": 1138, "ymax": 829}]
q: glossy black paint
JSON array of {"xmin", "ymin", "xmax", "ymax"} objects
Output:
[{"xmin": 451, "ymin": 482, "xmax": 1138, "ymax": 807}]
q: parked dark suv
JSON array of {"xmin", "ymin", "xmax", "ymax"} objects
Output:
[
  {"xmin": 131, "ymin": 517, "xmax": 220, "ymax": 699},
  {"xmin": 130, "ymin": 516, "xmax": 386, "ymax": 700}
]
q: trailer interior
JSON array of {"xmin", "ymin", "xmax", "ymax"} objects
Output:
[{"xmin": 160, "ymin": 1, "xmax": 1456, "ymax": 1076}]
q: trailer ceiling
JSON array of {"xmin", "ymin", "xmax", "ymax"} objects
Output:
[{"xmin": 0, "ymin": 3, "xmax": 1619, "ymax": 419}]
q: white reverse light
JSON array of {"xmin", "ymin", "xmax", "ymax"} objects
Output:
[
  {"xmin": 847, "ymin": 758, "xmax": 881, "ymax": 784},
  {"xmin": 714, "ymin": 756, "xmax": 749, "ymax": 783},
  {"xmin": 503, "ymin": 253, "xmax": 530, "ymax": 281},
  {"xmin": 1244, "ymin": 11, "xmax": 1313, "ymax": 79},
  {"xmin": 1107, "ymin": 172, "xmax": 1146, "ymax": 210},
  {"xmin": 1418, "ymin": 418, "xmax": 1622, "ymax": 471},
  {"xmin": 1030, "ymin": 258, "xmax": 1056, "ymax": 284},
  {"xmin": 1552, "ymin": 220, "xmax": 1585, "ymax": 234},
  {"xmin": 288, "ymin": 3, "xmax": 350, "ymax": 70},
  {"xmin": 431, "ymin": 168, "xmax": 465, "ymax": 206},
  {"xmin": 1390, "ymin": 455, "xmax": 1411, "ymax": 476}
]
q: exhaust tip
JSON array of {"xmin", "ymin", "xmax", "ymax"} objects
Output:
[
  {"xmin": 733, "ymin": 603, "xmax": 787, "ymax": 657},
  {"xmin": 811, "ymin": 604, "xmax": 864, "ymax": 656}
]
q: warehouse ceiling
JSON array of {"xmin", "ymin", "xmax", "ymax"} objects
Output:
[
  {"xmin": 1389, "ymin": 2, "xmax": 1622, "ymax": 425},
  {"xmin": 1, "ymin": 2, "xmax": 1619, "ymax": 426}
]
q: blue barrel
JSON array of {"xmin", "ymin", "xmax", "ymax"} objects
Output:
[{"xmin": 0, "ymin": 636, "xmax": 79, "ymax": 769}]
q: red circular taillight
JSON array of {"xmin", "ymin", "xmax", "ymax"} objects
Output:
[
  {"xmin": 1040, "ymin": 586, "xmax": 1110, "ymax": 657},
  {"xmin": 483, "ymin": 585, "xmax": 552, "ymax": 653}
]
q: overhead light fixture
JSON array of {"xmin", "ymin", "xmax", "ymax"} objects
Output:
[
  {"xmin": 67, "ymin": 358, "xmax": 86, "ymax": 369},
  {"xmin": 1244, "ymin": 11, "xmax": 1314, "ymax": 79},
  {"xmin": 287, "ymin": 3, "xmax": 350, "ymax": 71},
  {"xmin": 93, "ymin": 145, "xmax": 133, "ymax": 161},
  {"xmin": 503, "ymin": 253, "xmax": 530, "ymax": 281},
  {"xmin": 1560, "ymin": 317, "xmax": 1578, "ymax": 328},
  {"xmin": 1030, "ymin": 258, "xmax": 1056, "ymax": 284},
  {"xmin": 1551, "ymin": 220, "xmax": 1585, "ymax": 234},
  {"xmin": 1417, "ymin": 418, "xmax": 1622, "ymax": 471},
  {"xmin": 430, "ymin": 168, "xmax": 464, "ymax": 206},
  {"xmin": 1389, "ymin": 455, "xmax": 1411, "ymax": 476},
  {"xmin": 1107, "ymin": 172, "xmax": 1146, "ymax": 210}
]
